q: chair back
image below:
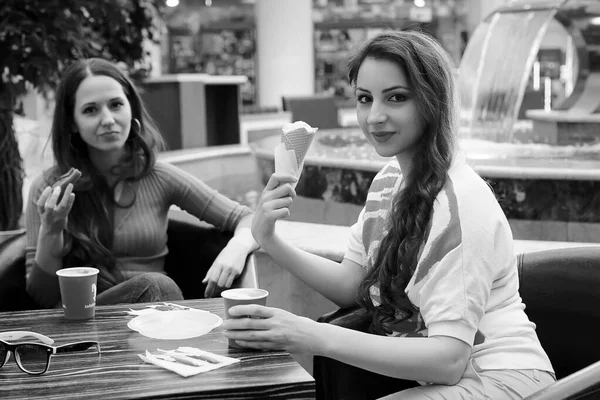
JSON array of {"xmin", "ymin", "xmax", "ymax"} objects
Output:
[
  {"xmin": 165, "ymin": 214, "xmax": 233, "ymax": 299},
  {"xmin": 313, "ymin": 246, "xmax": 600, "ymax": 399},
  {"xmin": 282, "ymin": 94, "xmax": 341, "ymax": 129},
  {"xmin": 517, "ymin": 246, "xmax": 600, "ymax": 379}
]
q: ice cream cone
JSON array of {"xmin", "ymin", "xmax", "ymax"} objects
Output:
[
  {"xmin": 274, "ymin": 121, "xmax": 318, "ymax": 186},
  {"xmin": 281, "ymin": 121, "xmax": 317, "ymax": 169}
]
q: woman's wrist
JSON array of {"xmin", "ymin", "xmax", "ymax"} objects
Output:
[
  {"xmin": 39, "ymin": 223, "xmax": 64, "ymax": 237},
  {"xmin": 230, "ymin": 228, "xmax": 259, "ymax": 253},
  {"xmin": 37, "ymin": 226, "xmax": 66, "ymax": 258},
  {"xmin": 256, "ymin": 232, "xmax": 283, "ymax": 254},
  {"xmin": 31, "ymin": 259, "xmax": 61, "ymax": 276}
]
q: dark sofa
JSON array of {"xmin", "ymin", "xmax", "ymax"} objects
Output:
[
  {"xmin": 0, "ymin": 209, "xmax": 258, "ymax": 312},
  {"xmin": 314, "ymin": 246, "xmax": 600, "ymax": 400}
]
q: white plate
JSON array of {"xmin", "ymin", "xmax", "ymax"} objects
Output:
[{"xmin": 127, "ymin": 309, "xmax": 223, "ymax": 340}]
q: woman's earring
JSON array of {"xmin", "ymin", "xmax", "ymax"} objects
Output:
[{"xmin": 131, "ymin": 118, "xmax": 141, "ymax": 136}]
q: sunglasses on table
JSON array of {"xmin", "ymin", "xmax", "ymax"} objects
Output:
[{"xmin": 0, "ymin": 331, "xmax": 100, "ymax": 375}]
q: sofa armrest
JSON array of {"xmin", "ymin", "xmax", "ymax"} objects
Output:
[
  {"xmin": 517, "ymin": 246, "xmax": 600, "ymax": 380},
  {"xmin": 524, "ymin": 360, "xmax": 600, "ymax": 400}
]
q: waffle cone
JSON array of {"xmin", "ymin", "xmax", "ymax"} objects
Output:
[{"xmin": 281, "ymin": 122, "xmax": 317, "ymax": 168}]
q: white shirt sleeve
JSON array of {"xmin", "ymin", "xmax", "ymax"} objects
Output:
[
  {"xmin": 343, "ymin": 207, "xmax": 367, "ymax": 267},
  {"xmin": 409, "ymin": 185, "xmax": 502, "ymax": 346}
]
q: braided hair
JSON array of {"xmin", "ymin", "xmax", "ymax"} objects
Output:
[{"xmin": 348, "ymin": 31, "xmax": 458, "ymax": 333}]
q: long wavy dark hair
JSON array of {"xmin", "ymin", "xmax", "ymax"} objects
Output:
[
  {"xmin": 47, "ymin": 58, "xmax": 165, "ymax": 290},
  {"xmin": 348, "ymin": 31, "xmax": 458, "ymax": 334}
]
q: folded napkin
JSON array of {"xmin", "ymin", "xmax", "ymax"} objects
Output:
[
  {"xmin": 139, "ymin": 347, "xmax": 240, "ymax": 377},
  {"xmin": 274, "ymin": 121, "xmax": 317, "ymax": 187}
]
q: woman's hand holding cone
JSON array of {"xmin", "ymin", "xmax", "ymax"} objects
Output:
[{"xmin": 251, "ymin": 173, "xmax": 297, "ymax": 247}]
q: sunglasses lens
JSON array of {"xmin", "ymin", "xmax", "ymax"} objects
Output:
[
  {"xmin": 15, "ymin": 345, "xmax": 48, "ymax": 374},
  {"xmin": 0, "ymin": 343, "xmax": 6, "ymax": 367}
]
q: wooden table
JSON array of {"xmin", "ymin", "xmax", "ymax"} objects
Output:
[{"xmin": 0, "ymin": 299, "xmax": 315, "ymax": 399}]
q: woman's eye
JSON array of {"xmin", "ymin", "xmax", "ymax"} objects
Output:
[
  {"xmin": 389, "ymin": 94, "xmax": 408, "ymax": 102},
  {"xmin": 83, "ymin": 107, "xmax": 96, "ymax": 114},
  {"xmin": 111, "ymin": 101, "xmax": 124, "ymax": 109},
  {"xmin": 356, "ymin": 94, "xmax": 371, "ymax": 104}
]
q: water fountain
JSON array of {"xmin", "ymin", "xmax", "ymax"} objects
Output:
[
  {"xmin": 461, "ymin": 0, "xmax": 600, "ymax": 146},
  {"xmin": 252, "ymin": 0, "xmax": 600, "ymax": 243}
]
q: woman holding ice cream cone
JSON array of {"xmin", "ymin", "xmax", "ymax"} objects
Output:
[{"xmin": 223, "ymin": 30, "xmax": 555, "ymax": 399}]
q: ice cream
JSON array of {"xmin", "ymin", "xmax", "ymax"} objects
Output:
[{"xmin": 274, "ymin": 121, "xmax": 317, "ymax": 185}]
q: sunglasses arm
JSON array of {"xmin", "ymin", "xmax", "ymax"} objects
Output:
[
  {"xmin": 0, "ymin": 331, "xmax": 54, "ymax": 345},
  {"xmin": 55, "ymin": 342, "xmax": 101, "ymax": 355}
]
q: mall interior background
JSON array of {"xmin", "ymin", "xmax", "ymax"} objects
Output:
[
  {"xmin": 17, "ymin": 0, "xmax": 592, "ymax": 242},
  {"xmin": 20, "ymin": 0, "xmax": 570, "ymax": 126},
  {"xmin": 152, "ymin": 0, "xmax": 568, "ymax": 116}
]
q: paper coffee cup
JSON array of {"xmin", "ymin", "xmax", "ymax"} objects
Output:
[
  {"xmin": 221, "ymin": 288, "xmax": 269, "ymax": 349},
  {"xmin": 56, "ymin": 267, "xmax": 99, "ymax": 320}
]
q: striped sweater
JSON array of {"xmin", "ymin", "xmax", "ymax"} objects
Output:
[
  {"xmin": 344, "ymin": 154, "xmax": 554, "ymax": 373},
  {"xmin": 25, "ymin": 160, "xmax": 252, "ymax": 308}
]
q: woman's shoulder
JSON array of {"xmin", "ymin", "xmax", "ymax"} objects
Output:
[
  {"xmin": 448, "ymin": 157, "xmax": 495, "ymax": 200},
  {"xmin": 151, "ymin": 159, "xmax": 202, "ymax": 181},
  {"xmin": 147, "ymin": 160, "xmax": 195, "ymax": 188},
  {"xmin": 372, "ymin": 158, "xmax": 401, "ymax": 181},
  {"xmin": 444, "ymin": 157, "xmax": 508, "ymax": 229},
  {"xmin": 369, "ymin": 159, "xmax": 402, "ymax": 191},
  {"xmin": 151, "ymin": 160, "xmax": 180, "ymax": 176},
  {"xmin": 378, "ymin": 158, "xmax": 401, "ymax": 175}
]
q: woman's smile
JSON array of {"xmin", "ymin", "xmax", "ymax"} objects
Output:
[{"xmin": 370, "ymin": 131, "xmax": 396, "ymax": 143}]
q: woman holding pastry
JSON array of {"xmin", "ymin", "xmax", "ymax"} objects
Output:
[
  {"xmin": 223, "ymin": 30, "xmax": 555, "ymax": 399},
  {"xmin": 25, "ymin": 58, "xmax": 257, "ymax": 308}
]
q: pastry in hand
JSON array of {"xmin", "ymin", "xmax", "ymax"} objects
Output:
[{"xmin": 51, "ymin": 167, "xmax": 82, "ymax": 202}]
